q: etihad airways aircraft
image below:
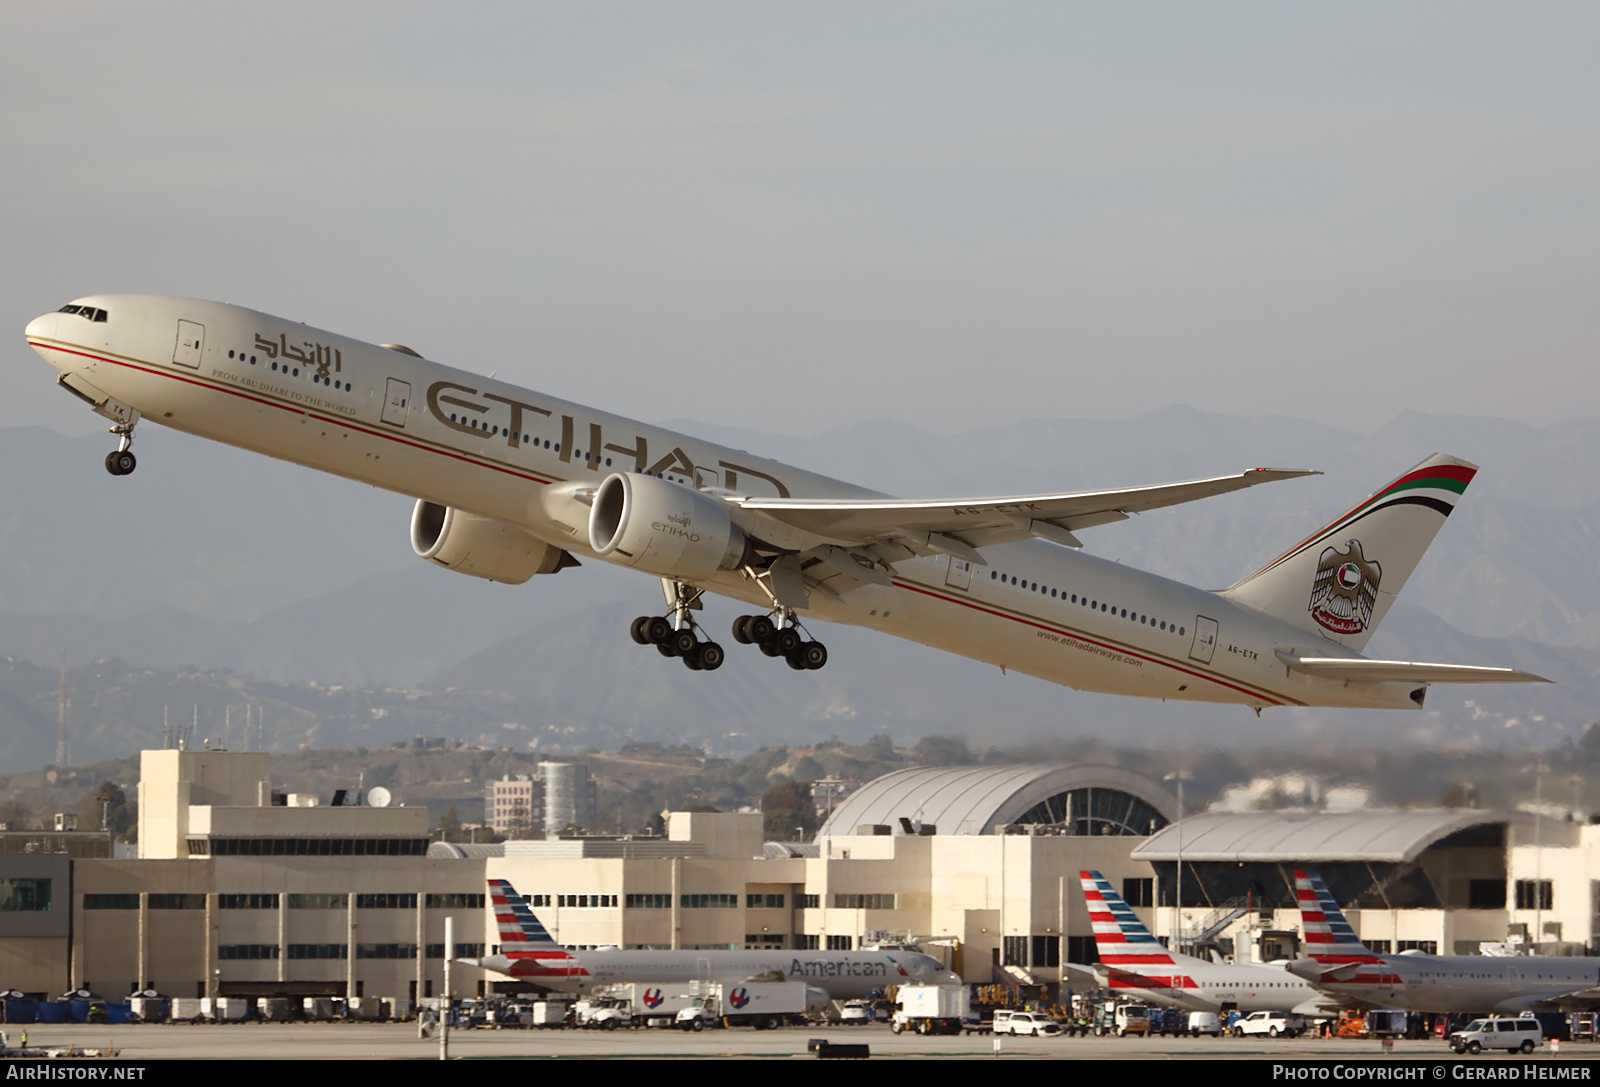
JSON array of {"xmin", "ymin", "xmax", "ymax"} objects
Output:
[
  {"xmin": 24, "ymin": 296, "xmax": 1547, "ymax": 707},
  {"xmin": 467, "ymin": 879, "xmax": 956, "ymax": 996},
  {"xmin": 1080, "ymin": 871, "xmax": 1334, "ymax": 1016},
  {"xmin": 1287, "ymin": 870, "xmax": 1600, "ymax": 1013}
]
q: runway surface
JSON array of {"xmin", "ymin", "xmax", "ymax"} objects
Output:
[{"xmin": 8, "ymin": 1021, "xmax": 1597, "ymax": 1060}]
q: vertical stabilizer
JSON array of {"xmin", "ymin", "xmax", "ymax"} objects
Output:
[
  {"xmin": 1080, "ymin": 869, "xmax": 1202, "ymax": 999},
  {"xmin": 1222, "ymin": 454, "xmax": 1477, "ymax": 652},
  {"xmin": 1294, "ymin": 869, "xmax": 1382, "ymax": 963},
  {"xmin": 488, "ymin": 878, "xmax": 564, "ymax": 951}
]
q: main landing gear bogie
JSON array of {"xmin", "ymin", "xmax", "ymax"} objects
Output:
[
  {"xmin": 732, "ymin": 613, "xmax": 827, "ymax": 671},
  {"xmin": 630, "ymin": 585, "xmax": 725, "ymax": 672},
  {"xmin": 629, "ymin": 583, "xmax": 828, "ymax": 674}
]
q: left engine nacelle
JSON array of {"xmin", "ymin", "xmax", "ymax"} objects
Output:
[
  {"xmin": 411, "ymin": 501, "xmax": 575, "ymax": 583},
  {"xmin": 588, "ymin": 472, "xmax": 750, "ymax": 581}
]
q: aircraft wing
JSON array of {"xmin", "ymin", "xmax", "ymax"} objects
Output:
[
  {"xmin": 734, "ymin": 468, "xmax": 1318, "ymax": 562},
  {"xmin": 1275, "ymin": 653, "xmax": 1550, "ymax": 685}
]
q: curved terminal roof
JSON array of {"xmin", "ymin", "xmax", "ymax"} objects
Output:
[
  {"xmin": 1130, "ymin": 809, "xmax": 1509, "ymax": 865},
  {"xmin": 427, "ymin": 841, "xmax": 505, "ymax": 859},
  {"xmin": 818, "ymin": 763, "xmax": 1178, "ymax": 838}
]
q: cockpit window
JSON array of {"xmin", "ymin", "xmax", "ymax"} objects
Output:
[{"xmin": 57, "ymin": 304, "xmax": 107, "ymax": 321}]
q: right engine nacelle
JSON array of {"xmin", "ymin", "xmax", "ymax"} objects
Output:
[
  {"xmin": 588, "ymin": 472, "xmax": 749, "ymax": 581},
  {"xmin": 411, "ymin": 501, "xmax": 575, "ymax": 583}
]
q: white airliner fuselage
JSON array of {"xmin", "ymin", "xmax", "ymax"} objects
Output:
[
  {"xmin": 24, "ymin": 295, "xmax": 1544, "ymax": 707},
  {"xmin": 1290, "ymin": 952, "xmax": 1600, "ymax": 1015},
  {"xmin": 479, "ymin": 945, "xmax": 957, "ymax": 998},
  {"xmin": 1106, "ymin": 958, "xmax": 1332, "ymax": 1017}
]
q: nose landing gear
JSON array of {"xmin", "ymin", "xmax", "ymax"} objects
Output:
[{"xmin": 104, "ymin": 420, "xmax": 138, "ymax": 476}]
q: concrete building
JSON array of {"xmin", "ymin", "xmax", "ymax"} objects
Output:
[
  {"xmin": 0, "ymin": 749, "xmax": 1589, "ymax": 1007},
  {"xmin": 485, "ymin": 762, "xmax": 597, "ymax": 838},
  {"xmin": 1132, "ymin": 808, "xmax": 1522, "ymax": 963}
]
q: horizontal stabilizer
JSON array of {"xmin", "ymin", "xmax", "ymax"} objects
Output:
[{"xmin": 1275, "ymin": 652, "xmax": 1550, "ymax": 686}]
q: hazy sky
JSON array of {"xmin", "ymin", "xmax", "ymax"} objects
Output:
[{"xmin": 5, "ymin": 2, "xmax": 1598, "ymax": 437}]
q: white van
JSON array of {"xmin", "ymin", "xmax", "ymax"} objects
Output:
[{"xmin": 1448, "ymin": 1017, "xmax": 1542, "ymax": 1055}]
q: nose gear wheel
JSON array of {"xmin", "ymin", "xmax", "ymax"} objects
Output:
[{"xmin": 104, "ymin": 420, "xmax": 138, "ymax": 476}]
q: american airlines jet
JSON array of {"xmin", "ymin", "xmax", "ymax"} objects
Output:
[
  {"xmin": 1080, "ymin": 871, "xmax": 1334, "ymax": 1016},
  {"xmin": 468, "ymin": 879, "xmax": 956, "ymax": 997},
  {"xmin": 24, "ymin": 296, "xmax": 1546, "ymax": 707},
  {"xmin": 1287, "ymin": 869, "xmax": 1600, "ymax": 1013}
]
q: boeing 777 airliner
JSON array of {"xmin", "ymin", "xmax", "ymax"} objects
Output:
[{"xmin": 24, "ymin": 295, "xmax": 1546, "ymax": 709}]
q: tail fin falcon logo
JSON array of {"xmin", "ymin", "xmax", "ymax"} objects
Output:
[{"xmin": 1308, "ymin": 540, "xmax": 1381, "ymax": 635}]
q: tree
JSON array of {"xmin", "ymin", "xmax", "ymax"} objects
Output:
[
  {"xmin": 760, "ymin": 780, "xmax": 818, "ymax": 841},
  {"xmin": 0, "ymin": 799, "xmax": 32, "ymax": 831},
  {"xmin": 76, "ymin": 782, "xmax": 134, "ymax": 838},
  {"xmin": 912, "ymin": 736, "xmax": 973, "ymax": 767}
]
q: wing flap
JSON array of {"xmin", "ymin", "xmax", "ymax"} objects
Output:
[
  {"xmin": 1276, "ymin": 652, "xmax": 1550, "ymax": 685},
  {"xmin": 735, "ymin": 468, "xmax": 1317, "ymax": 550}
]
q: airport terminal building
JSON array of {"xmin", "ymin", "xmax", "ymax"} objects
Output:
[{"xmin": 0, "ymin": 749, "xmax": 1584, "ymax": 1006}]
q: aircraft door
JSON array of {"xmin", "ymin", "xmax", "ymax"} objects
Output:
[
  {"xmin": 945, "ymin": 557, "xmax": 973, "ymax": 591},
  {"xmin": 1189, "ymin": 616, "xmax": 1218, "ymax": 664},
  {"xmin": 173, "ymin": 320, "xmax": 204, "ymax": 368},
  {"xmin": 381, "ymin": 378, "xmax": 411, "ymax": 427}
]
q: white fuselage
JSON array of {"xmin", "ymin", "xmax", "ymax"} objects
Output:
[
  {"xmin": 25, "ymin": 295, "xmax": 1421, "ymax": 709},
  {"xmin": 1107, "ymin": 956, "xmax": 1333, "ymax": 1016},
  {"xmin": 1298, "ymin": 954, "xmax": 1600, "ymax": 1014},
  {"xmin": 479, "ymin": 946, "xmax": 955, "ymax": 998}
]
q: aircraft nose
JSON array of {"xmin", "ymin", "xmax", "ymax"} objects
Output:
[{"xmin": 25, "ymin": 312, "xmax": 55, "ymax": 342}]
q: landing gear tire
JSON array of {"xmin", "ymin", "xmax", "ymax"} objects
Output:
[
  {"xmin": 105, "ymin": 450, "xmax": 136, "ymax": 476},
  {"xmin": 645, "ymin": 617, "xmax": 673, "ymax": 645},
  {"xmin": 694, "ymin": 642, "xmax": 725, "ymax": 671},
  {"xmin": 630, "ymin": 617, "xmax": 653, "ymax": 645},
  {"xmin": 796, "ymin": 641, "xmax": 827, "ymax": 670},
  {"xmin": 731, "ymin": 616, "xmax": 753, "ymax": 644},
  {"xmin": 772, "ymin": 627, "xmax": 801, "ymax": 656},
  {"xmin": 656, "ymin": 642, "xmax": 675, "ymax": 658},
  {"xmin": 669, "ymin": 629, "xmax": 699, "ymax": 657}
]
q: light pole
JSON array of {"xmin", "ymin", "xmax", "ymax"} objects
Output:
[{"xmin": 1164, "ymin": 771, "xmax": 1191, "ymax": 956}]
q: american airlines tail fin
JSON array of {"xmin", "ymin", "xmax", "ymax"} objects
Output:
[
  {"xmin": 1293, "ymin": 869, "xmax": 1384, "ymax": 965},
  {"xmin": 488, "ymin": 878, "xmax": 565, "ymax": 951},
  {"xmin": 1080, "ymin": 869, "xmax": 1201, "ymax": 996},
  {"xmin": 1222, "ymin": 454, "xmax": 1477, "ymax": 653}
]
